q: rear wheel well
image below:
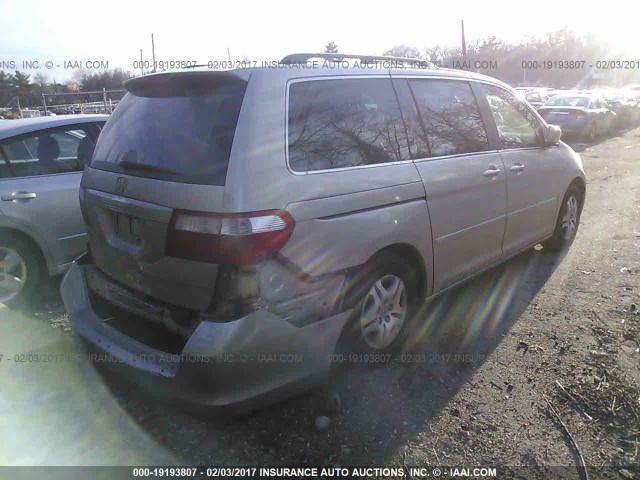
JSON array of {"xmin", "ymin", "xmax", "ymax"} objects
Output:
[
  {"xmin": 336, "ymin": 244, "xmax": 428, "ymax": 355},
  {"xmin": 0, "ymin": 227, "xmax": 48, "ymax": 273},
  {"xmin": 341, "ymin": 243, "xmax": 428, "ymax": 310},
  {"xmin": 373, "ymin": 244, "xmax": 428, "ymax": 298}
]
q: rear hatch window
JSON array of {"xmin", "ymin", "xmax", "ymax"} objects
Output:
[{"xmin": 90, "ymin": 72, "xmax": 248, "ymax": 185}]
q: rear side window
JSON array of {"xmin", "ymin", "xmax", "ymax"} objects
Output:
[
  {"xmin": 0, "ymin": 125, "xmax": 95, "ymax": 178},
  {"xmin": 91, "ymin": 74, "xmax": 247, "ymax": 185},
  {"xmin": 399, "ymin": 79, "xmax": 489, "ymax": 158},
  {"xmin": 287, "ymin": 78, "xmax": 411, "ymax": 172}
]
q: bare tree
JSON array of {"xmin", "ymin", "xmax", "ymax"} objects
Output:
[
  {"xmin": 33, "ymin": 73, "xmax": 49, "ymax": 87},
  {"xmin": 383, "ymin": 45, "xmax": 422, "ymax": 59},
  {"xmin": 324, "ymin": 42, "xmax": 339, "ymax": 54}
]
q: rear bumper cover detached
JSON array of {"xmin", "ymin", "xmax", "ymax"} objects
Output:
[{"xmin": 60, "ymin": 254, "xmax": 350, "ymax": 410}]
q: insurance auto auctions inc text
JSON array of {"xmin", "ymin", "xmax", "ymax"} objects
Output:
[{"xmin": 256, "ymin": 466, "xmax": 497, "ymax": 477}]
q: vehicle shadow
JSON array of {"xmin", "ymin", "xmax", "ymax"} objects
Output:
[
  {"xmin": 565, "ymin": 126, "xmax": 636, "ymax": 152},
  {"xmin": 88, "ymin": 246, "xmax": 567, "ymax": 466},
  {"xmin": 322, "ymin": 246, "xmax": 567, "ymax": 465}
]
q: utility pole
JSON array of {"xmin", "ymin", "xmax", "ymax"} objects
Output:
[
  {"xmin": 227, "ymin": 48, "xmax": 232, "ymax": 62},
  {"xmin": 151, "ymin": 33, "xmax": 156, "ymax": 72},
  {"xmin": 461, "ymin": 20, "xmax": 467, "ymax": 61}
]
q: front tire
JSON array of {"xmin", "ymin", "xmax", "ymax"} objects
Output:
[
  {"xmin": 338, "ymin": 253, "xmax": 419, "ymax": 357},
  {"xmin": 0, "ymin": 235, "xmax": 43, "ymax": 307},
  {"xmin": 543, "ymin": 185, "xmax": 583, "ymax": 252}
]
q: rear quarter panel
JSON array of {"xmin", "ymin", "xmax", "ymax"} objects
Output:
[
  {"xmin": 223, "ymin": 69, "xmax": 434, "ymax": 290},
  {"xmin": 0, "ymin": 214, "xmax": 56, "ymax": 274},
  {"xmin": 283, "ymin": 181, "xmax": 433, "ymax": 281}
]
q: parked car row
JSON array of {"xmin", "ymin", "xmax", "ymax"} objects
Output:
[
  {"xmin": 514, "ymin": 87, "xmax": 555, "ymax": 109},
  {"xmin": 2, "ymin": 55, "xmax": 587, "ymax": 412},
  {"xmin": 538, "ymin": 94, "xmax": 617, "ymax": 141},
  {"xmin": 515, "ymin": 85, "xmax": 640, "ymax": 140},
  {"xmin": 596, "ymin": 89, "xmax": 640, "ymax": 129}
]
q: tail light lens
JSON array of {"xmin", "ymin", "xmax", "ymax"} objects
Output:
[{"xmin": 166, "ymin": 209, "xmax": 295, "ymax": 265}]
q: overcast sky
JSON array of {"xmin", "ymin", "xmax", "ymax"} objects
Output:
[{"xmin": 0, "ymin": 0, "xmax": 635, "ymax": 82}]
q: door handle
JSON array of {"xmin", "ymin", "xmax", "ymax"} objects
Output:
[
  {"xmin": 1, "ymin": 192, "xmax": 37, "ymax": 201},
  {"xmin": 509, "ymin": 164, "xmax": 525, "ymax": 173},
  {"xmin": 482, "ymin": 166, "xmax": 501, "ymax": 177}
]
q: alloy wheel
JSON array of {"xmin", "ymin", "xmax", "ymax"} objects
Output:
[
  {"xmin": 561, "ymin": 195, "xmax": 579, "ymax": 240},
  {"xmin": 0, "ymin": 247, "xmax": 27, "ymax": 303},
  {"xmin": 359, "ymin": 274, "xmax": 407, "ymax": 350}
]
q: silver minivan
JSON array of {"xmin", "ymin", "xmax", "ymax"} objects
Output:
[{"xmin": 61, "ymin": 54, "xmax": 585, "ymax": 410}]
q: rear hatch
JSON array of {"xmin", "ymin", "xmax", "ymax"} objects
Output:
[{"xmin": 81, "ymin": 70, "xmax": 249, "ymax": 311}]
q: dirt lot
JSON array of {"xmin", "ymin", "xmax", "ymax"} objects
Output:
[{"xmin": 3, "ymin": 128, "xmax": 639, "ymax": 477}]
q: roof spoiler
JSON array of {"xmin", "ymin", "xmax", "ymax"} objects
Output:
[{"xmin": 123, "ymin": 70, "xmax": 249, "ymax": 96}]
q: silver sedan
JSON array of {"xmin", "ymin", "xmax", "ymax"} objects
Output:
[{"xmin": 0, "ymin": 114, "xmax": 108, "ymax": 306}]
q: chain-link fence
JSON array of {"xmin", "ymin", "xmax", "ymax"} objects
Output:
[
  {"xmin": 41, "ymin": 89, "xmax": 126, "ymax": 115},
  {"xmin": 0, "ymin": 107, "xmax": 42, "ymax": 119},
  {"xmin": 0, "ymin": 89, "xmax": 126, "ymax": 119}
]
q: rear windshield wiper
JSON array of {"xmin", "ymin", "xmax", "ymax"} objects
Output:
[{"xmin": 117, "ymin": 160, "xmax": 177, "ymax": 174}]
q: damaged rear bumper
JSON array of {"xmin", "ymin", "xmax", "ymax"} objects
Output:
[{"xmin": 60, "ymin": 254, "xmax": 350, "ymax": 410}]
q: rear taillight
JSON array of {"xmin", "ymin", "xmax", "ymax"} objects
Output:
[{"xmin": 165, "ymin": 209, "xmax": 295, "ymax": 265}]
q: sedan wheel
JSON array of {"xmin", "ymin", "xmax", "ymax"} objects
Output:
[
  {"xmin": 0, "ymin": 235, "xmax": 43, "ymax": 307},
  {"xmin": 561, "ymin": 194, "xmax": 579, "ymax": 241},
  {"xmin": 0, "ymin": 247, "xmax": 28, "ymax": 303}
]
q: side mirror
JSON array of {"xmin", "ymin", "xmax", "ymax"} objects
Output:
[{"xmin": 545, "ymin": 124, "xmax": 562, "ymax": 145}]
